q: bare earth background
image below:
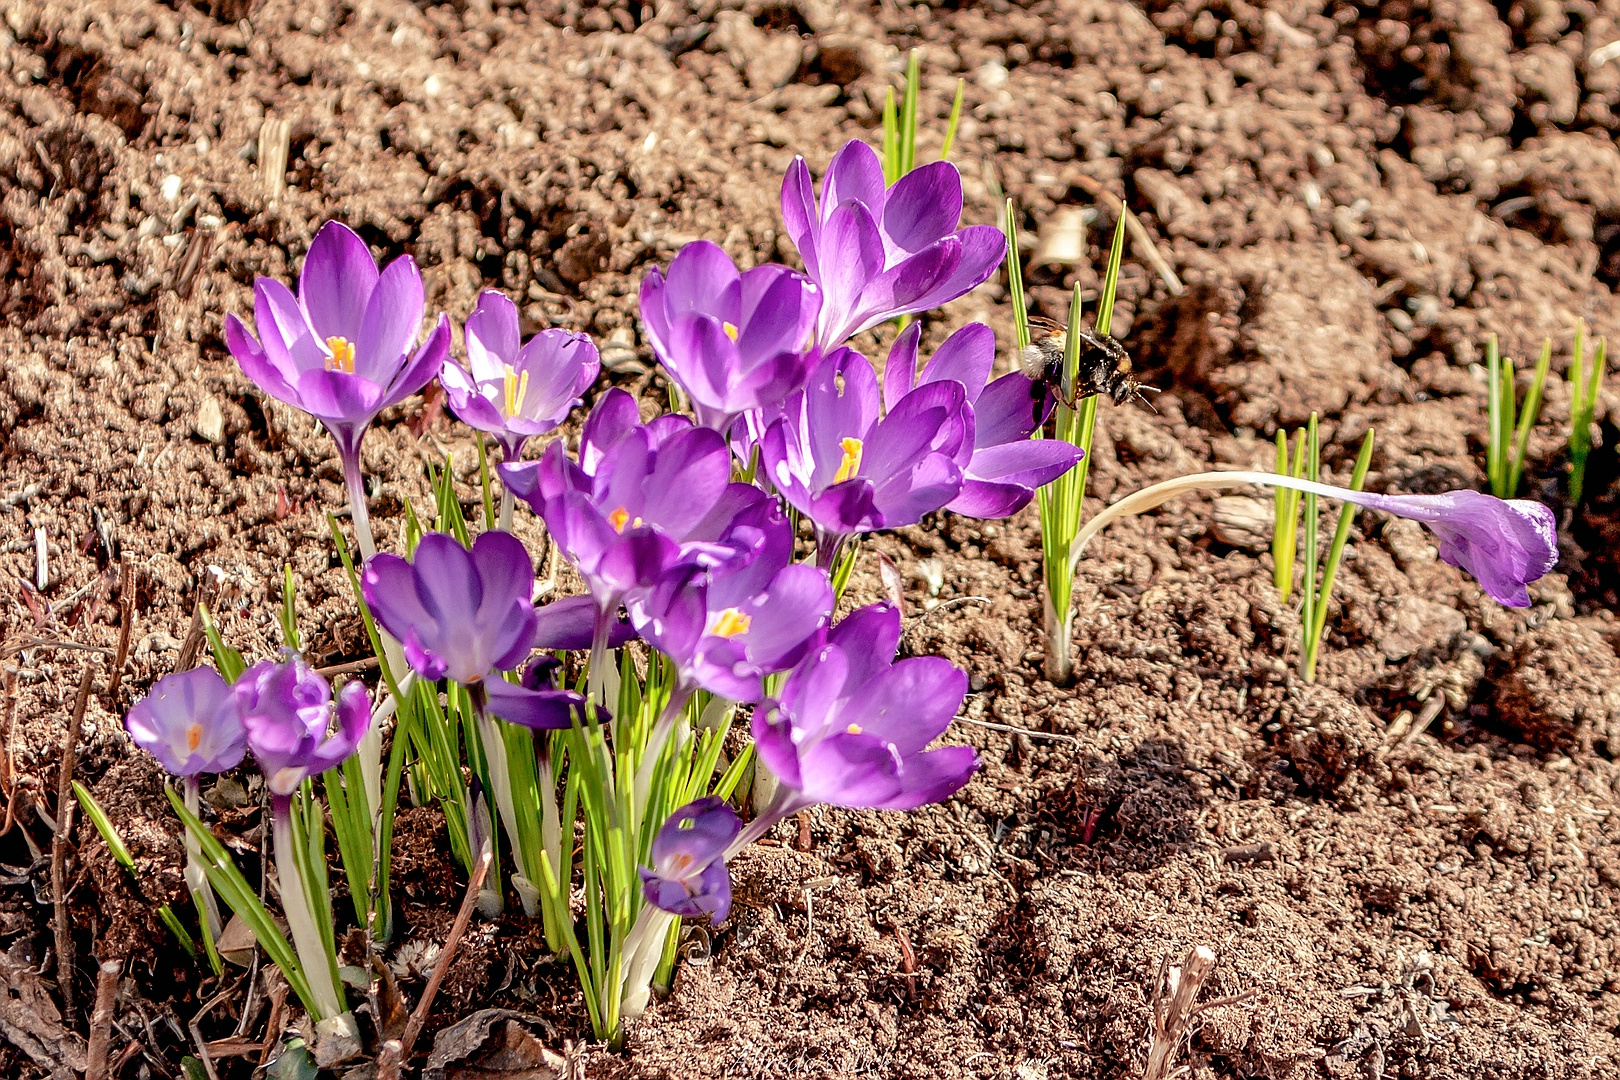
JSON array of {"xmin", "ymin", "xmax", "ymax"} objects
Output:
[{"xmin": 4, "ymin": 0, "xmax": 1620, "ymax": 1077}]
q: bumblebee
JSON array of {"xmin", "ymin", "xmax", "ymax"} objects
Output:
[{"xmin": 1018, "ymin": 316, "xmax": 1145, "ymax": 408}]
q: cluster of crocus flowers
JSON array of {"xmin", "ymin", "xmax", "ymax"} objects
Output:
[{"xmin": 176, "ymin": 134, "xmax": 1563, "ymax": 1051}]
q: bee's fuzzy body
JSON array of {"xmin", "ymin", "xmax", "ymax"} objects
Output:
[{"xmin": 1018, "ymin": 317, "xmax": 1144, "ymax": 407}]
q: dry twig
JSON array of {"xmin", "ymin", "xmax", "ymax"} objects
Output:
[
  {"xmin": 106, "ymin": 558, "xmax": 135, "ymax": 701},
  {"xmin": 53, "ymin": 663, "xmax": 96, "ymax": 1014},
  {"xmin": 1069, "ymin": 174, "xmax": 1186, "ymax": 297},
  {"xmin": 1142, "ymin": 945, "xmax": 1253, "ymax": 1080},
  {"xmin": 86, "ymin": 959, "xmax": 121, "ymax": 1080},
  {"xmin": 377, "ymin": 847, "xmax": 494, "ymax": 1079}
]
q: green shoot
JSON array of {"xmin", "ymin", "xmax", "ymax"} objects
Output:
[
  {"xmin": 1027, "ymin": 201, "xmax": 1127, "ymax": 683},
  {"xmin": 940, "ymin": 79, "xmax": 966, "ymax": 161},
  {"xmin": 1274, "ymin": 418, "xmax": 1376, "ymax": 681},
  {"xmin": 1486, "ymin": 333, "xmax": 1551, "ymax": 497},
  {"xmin": 1303, "ymin": 430, "xmax": 1375, "ymax": 682},
  {"xmin": 881, "ymin": 49, "xmax": 962, "ymax": 181},
  {"xmin": 279, "ymin": 565, "xmax": 300, "ymax": 652},
  {"xmin": 1569, "ymin": 322, "xmax": 1608, "ymax": 507}
]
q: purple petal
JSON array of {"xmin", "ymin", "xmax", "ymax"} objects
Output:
[
  {"xmin": 781, "ymin": 156, "xmax": 820, "ymax": 280},
  {"xmin": 581, "ymin": 388, "xmax": 643, "ymax": 474},
  {"xmin": 826, "ymin": 604, "xmax": 902, "ymax": 690},
  {"xmin": 882, "ymin": 321, "xmax": 922, "ymax": 413},
  {"xmin": 649, "ymin": 796, "xmax": 741, "ymax": 869},
  {"xmin": 662, "ymin": 240, "xmax": 741, "ymax": 322},
  {"xmin": 974, "ymin": 373, "xmax": 1050, "ymax": 447},
  {"xmin": 815, "ymin": 200, "xmax": 887, "ymax": 348},
  {"xmin": 919, "ymin": 322, "xmax": 996, "ymax": 404},
  {"xmin": 355, "ymin": 254, "xmax": 426, "ymax": 381},
  {"xmin": 378, "ymin": 314, "xmax": 449, "ymax": 412},
  {"xmin": 881, "ymin": 161, "xmax": 964, "ymax": 256},
  {"xmin": 483, "ymin": 680, "xmax": 583, "ymax": 730},
  {"xmin": 873, "ymin": 745, "xmax": 979, "ymax": 810},
  {"xmin": 465, "ymin": 289, "xmax": 521, "ymax": 380},
  {"xmin": 298, "ymin": 221, "xmax": 378, "ymax": 343},
  {"xmin": 837, "ymin": 656, "xmax": 966, "ymax": 755},
  {"xmin": 751, "ymin": 700, "xmax": 805, "ymax": 791},
  {"xmin": 533, "ymin": 595, "xmax": 637, "ymax": 651},
  {"xmin": 819, "ymin": 140, "xmax": 886, "ymax": 226},
  {"xmin": 798, "ymin": 730, "xmax": 906, "ymax": 808},
  {"xmin": 124, "ymin": 667, "xmax": 245, "ymax": 776},
  {"xmin": 226, "ymin": 312, "xmax": 299, "ymax": 409}
]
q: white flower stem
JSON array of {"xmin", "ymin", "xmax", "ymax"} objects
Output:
[
  {"xmin": 1066, "ymin": 470, "xmax": 1376, "ymax": 580},
  {"xmin": 182, "ymin": 777, "xmax": 222, "ymax": 941},
  {"xmin": 471, "ymin": 695, "xmax": 539, "ymax": 915},
  {"xmin": 271, "ymin": 795, "xmax": 344, "ymax": 1021}
]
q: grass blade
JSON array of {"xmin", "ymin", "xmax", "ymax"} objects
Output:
[
  {"xmin": 1507, "ymin": 338, "xmax": 1552, "ymax": 497},
  {"xmin": 1304, "ymin": 430, "xmax": 1375, "ymax": 681},
  {"xmin": 939, "ymin": 78, "xmax": 966, "ymax": 161}
]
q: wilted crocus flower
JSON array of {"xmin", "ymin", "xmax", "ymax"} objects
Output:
[
  {"xmin": 781, "ymin": 140, "xmax": 1003, "ymax": 349},
  {"xmin": 1070, "ymin": 472, "xmax": 1560, "ymax": 609},
  {"xmin": 640, "ymin": 241, "xmax": 822, "ymax": 435},
  {"xmin": 639, "ymin": 796, "xmax": 741, "ymax": 922},
  {"xmin": 751, "ymin": 603, "xmax": 979, "ymax": 816},
  {"xmin": 224, "ymin": 220, "xmax": 450, "ymax": 558},
  {"xmin": 760, "ymin": 349, "xmax": 973, "ymax": 566},
  {"xmin": 440, "ymin": 289, "xmax": 599, "ymax": 462},
  {"xmin": 362, "ymin": 530, "xmax": 581, "ymax": 728},
  {"xmin": 124, "ymin": 667, "xmax": 246, "ymax": 777},
  {"xmin": 501, "ymin": 389, "xmax": 737, "ymax": 618},
  {"xmin": 884, "ymin": 322, "xmax": 1084, "ymax": 518},
  {"xmin": 235, "ymin": 656, "xmax": 372, "ymax": 797}
]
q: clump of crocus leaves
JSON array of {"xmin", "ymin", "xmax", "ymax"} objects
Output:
[{"xmin": 120, "ymin": 127, "xmax": 1560, "ymax": 1064}]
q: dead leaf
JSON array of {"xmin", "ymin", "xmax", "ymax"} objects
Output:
[
  {"xmin": 875, "ymin": 550, "xmax": 904, "ymax": 614},
  {"xmin": 0, "ymin": 940, "xmax": 88, "ymax": 1078},
  {"xmin": 424, "ymin": 1010, "xmax": 565, "ymax": 1080}
]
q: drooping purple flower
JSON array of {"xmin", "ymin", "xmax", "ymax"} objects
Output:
[
  {"xmin": 223, "ymin": 221, "xmax": 450, "ymax": 468},
  {"xmin": 532, "ymin": 594, "xmax": 638, "ymax": 651},
  {"xmin": 753, "ymin": 603, "xmax": 979, "ymax": 813},
  {"xmin": 883, "ymin": 322, "xmax": 1083, "ymax": 518},
  {"xmin": 781, "ymin": 140, "xmax": 1004, "ymax": 349},
  {"xmin": 234, "ymin": 656, "xmax": 371, "ymax": 796},
  {"xmin": 500, "ymin": 389, "xmax": 737, "ymax": 611},
  {"xmin": 627, "ymin": 501, "xmax": 832, "ymax": 702},
  {"xmin": 440, "ymin": 289, "xmax": 600, "ymax": 461},
  {"xmin": 1339, "ymin": 489, "xmax": 1557, "ymax": 608},
  {"xmin": 124, "ymin": 667, "xmax": 246, "ymax": 777},
  {"xmin": 760, "ymin": 349, "xmax": 973, "ymax": 565},
  {"xmin": 362, "ymin": 530, "xmax": 582, "ymax": 729},
  {"xmin": 639, "ymin": 796, "xmax": 741, "ymax": 922},
  {"xmin": 640, "ymin": 242, "xmax": 821, "ymax": 435}
]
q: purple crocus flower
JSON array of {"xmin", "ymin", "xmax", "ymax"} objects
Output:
[
  {"xmin": 500, "ymin": 389, "xmax": 737, "ymax": 613},
  {"xmin": 362, "ymin": 530, "xmax": 582, "ymax": 729},
  {"xmin": 224, "ymin": 220, "xmax": 450, "ymax": 556},
  {"xmin": 781, "ymin": 140, "xmax": 1004, "ymax": 349},
  {"xmin": 639, "ymin": 796, "xmax": 741, "ymax": 922},
  {"xmin": 760, "ymin": 349, "xmax": 973, "ymax": 565},
  {"xmin": 752, "ymin": 603, "xmax": 979, "ymax": 814},
  {"xmin": 234, "ymin": 656, "xmax": 371, "ymax": 796},
  {"xmin": 440, "ymin": 289, "xmax": 600, "ymax": 461},
  {"xmin": 1337, "ymin": 489, "xmax": 1557, "ymax": 608},
  {"xmin": 640, "ymin": 241, "xmax": 821, "ymax": 435},
  {"xmin": 124, "ymin": 667, "xmax": 246, "ymax": 777},
  {"xmin": 883, "ymin": 322, "xmax": 1083, "ymax": 518},
  {"xmin": 1072, "ymin": 472, "xmax": 1560, "ymax": 610},
  {"xmin": 628, "ymin": 502, "xmax": 832, "ymax": 702}
]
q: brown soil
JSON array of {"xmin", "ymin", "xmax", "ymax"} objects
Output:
[{"xmin": 4, "ymin": 0, "xmax": 1620, "ymax": 1077}]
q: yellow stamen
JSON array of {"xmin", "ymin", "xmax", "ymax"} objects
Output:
[
  {"xmin": 324, "ymin": 336, "xmax": 356, "ymax": 374},
  {"xmin": 187, "ymin": 724, "xmax": 203, "ymax": 752},
  {"xmin": 832, "ymin": 437, "xmax": 864, "ymax": 484},
  {"xmin": 722, "ymin": 321, "xmax": 739, "ymax": 342},
  {"xmin": 846, "ymin": 723, "xmax": 863, "ymax": 735},
  {"xmin": 502, "ymin": 364, "xmax": 530, "ymax": 418},
  {"xmin": 609, "ymin": 506, "xmax": 630, "ymax": 532},
  {"xmin": 711, "ymin": 608, "xmax": 752, "ymax": 638}
]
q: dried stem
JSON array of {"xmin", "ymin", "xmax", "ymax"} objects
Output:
[
  {"xmin": 53, "ymin": 663, "xmax": 96, "ymax": 1014},
  {"xmin": 87, "ymin": 959, "xmax": 121, "ymax": 1080},
  {"xmin": 106, "ymin": 558, "xmax": 135, "ymax": 701},
  {"xmin": 1143, "ymin": 945, "xmax": 1216, "ymax": 1080},
  {"xmin": 395, "ymin": 848, "xmax": 493, "ymax": 1065}
]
